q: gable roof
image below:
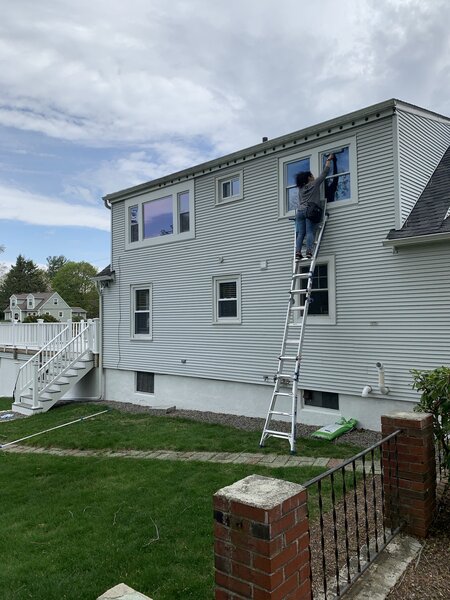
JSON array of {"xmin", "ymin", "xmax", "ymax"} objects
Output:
[
  {"xmin": 103, "ymin": 98, "xmax": 450, "ymax": 205},
  {"xmin": 4, "ymin": 292, "xmax": 60, "ymax": 312},
  {"xmin": 385, "ymin": 146, "xmax": 450, "ymax": 246}
]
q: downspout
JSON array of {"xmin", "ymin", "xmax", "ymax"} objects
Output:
[{"xmin": 75, "ymin": 198, "xmax": 111, "ymax": 401}]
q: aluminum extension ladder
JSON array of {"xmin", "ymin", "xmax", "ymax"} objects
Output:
[{"xmin": 260, "ymin": 210, "xmax": 329, "ymax": 453}]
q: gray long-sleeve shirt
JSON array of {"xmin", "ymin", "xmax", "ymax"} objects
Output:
[{"xmin": 296, "ymin": 164, "xmax": 330, "ymax": 211}]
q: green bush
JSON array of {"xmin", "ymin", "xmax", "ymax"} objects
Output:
[
  {"xmin": 23, "ymin": 314, "xmax": 60, "ymax": 323},
  {"xmin": 412, "ymin": 366, "xmax": 450, "ymax": 465}
]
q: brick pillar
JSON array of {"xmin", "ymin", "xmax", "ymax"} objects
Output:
[
  {"xmin": 213, "ymin": 474, "xmax": 311, "ymax": 600},
  {"xmin": 381, "ymin": 411, "xmax": 436, "ymax": 538}
]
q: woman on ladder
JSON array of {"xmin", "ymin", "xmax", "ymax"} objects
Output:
[{"xmin": 295, "ymin": 153, "xmax": 334, "ymax": 260}]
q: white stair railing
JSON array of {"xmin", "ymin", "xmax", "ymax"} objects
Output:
[
  {"xmin": 13, "ymin": 321, "xmax": 93, "ymax": 408},
  {"xmin": 34, "ymin": 324, "xmax": 93, "ymax": 405}
]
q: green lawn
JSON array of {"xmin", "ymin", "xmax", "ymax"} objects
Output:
[
  {"xmin": 0, "ymin": 397, "xmax": 362, "ymax": 599},
  {"xmin": 0, "ymin": 398, "xmax": 363, "ymax": 458},
  {"xmin": 0, "ymin": 451, "xmax": 327, "ymax": 600}
]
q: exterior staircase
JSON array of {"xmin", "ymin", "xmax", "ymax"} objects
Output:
[{"xmin": 12, "ymin": 320, "xmax": 98, "ymax": 415}]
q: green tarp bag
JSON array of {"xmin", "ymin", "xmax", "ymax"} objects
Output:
[{"xmin": 311, "ymin": 417, "xmax": 358, "ymax": 441}]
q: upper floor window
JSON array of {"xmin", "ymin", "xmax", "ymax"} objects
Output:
[
  {"xmin": 125, "ymin": 181, "xmax": 194, "ymax": 250},
  {"xmin": 279, "ymin": 137, "xmax": 357, "ymax": 217},
  {"xmin": 178, "ymin": 191, "xmax": 190, "ymax": 233},
  {"xmin": 144, "ymin": 195, "xmax": 173, "ymax": 238},
  {"xmin": 213, "ymin": 275, "xmax": 242, "ymax": 324},
  {"xmin": 53, "ymin": 297, "xmax": 58, "ymax": 305},
  {"xmin": 130, "ymin": 205, "xmax": 139, "ymax": 242},
  {"xmin": 216, "ymin": 171, "xmax": 243, "ymax": 205},
  {"xmin": 27, "ymin": 296, "xmax": 34, "ymax": 309}
]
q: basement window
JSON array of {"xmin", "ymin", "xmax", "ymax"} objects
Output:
[
  {"xmin": 303, "ymin": 390, "xmax": 339, "ymax": 410},
  {"xmin": 136, "ymin": 371, "xmax": 154, "ymax": 394}
]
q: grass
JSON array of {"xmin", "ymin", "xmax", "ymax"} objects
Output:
[
  {"xmin": 0, "ymin": 398, "xmax": 364, "ymax": 458},
  {"xmin": 0, "ymin": 451, "xmax": 327, "ymax": 600},
  {"xmin": 0, "ymin": 397, "xmax": 363, "ymax": 599}
]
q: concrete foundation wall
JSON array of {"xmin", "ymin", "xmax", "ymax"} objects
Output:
[{"xmin": 104, "ymin": 368, "xmax": 416, "ymax": 431}]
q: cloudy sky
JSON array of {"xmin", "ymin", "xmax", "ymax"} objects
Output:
[{"xmin": 1, "ymin": 0, "xmax": 449, "ymax": 271}]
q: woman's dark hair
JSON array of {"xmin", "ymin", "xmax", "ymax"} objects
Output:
[{"xmin": 295, "ymin": 171, "xmax": 312, "ymax": 188}]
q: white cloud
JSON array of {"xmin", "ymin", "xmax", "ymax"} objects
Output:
[
  {"xmin": 0, "ymin": 183, "xmax": 110, "ymax": 231},
  {"xmin": 1, "ymin": 0, "xmax": 449, "ymax": 161}
]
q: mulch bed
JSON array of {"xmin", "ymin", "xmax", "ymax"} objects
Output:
[{"xmin": 387, "ymin": 482, "xmax": 450, "ymax": 599}]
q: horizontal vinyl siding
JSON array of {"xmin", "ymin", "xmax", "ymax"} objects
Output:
[
  {"xmin": 103, "ymin": 114, "xmax": 450, "ymax": 405},
  {"xmin": 397, "ymin": 110, "xmax": 450, "ymax": 224}
]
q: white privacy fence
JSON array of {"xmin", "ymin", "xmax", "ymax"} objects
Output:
[{"xmin": 0, "ymin": 321, "xmax": 91, "ymax": 350}]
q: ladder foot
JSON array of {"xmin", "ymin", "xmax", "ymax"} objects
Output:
[
  {"xmin": 259, "ymin": 444, "xmax": 265, "ymax": 448},
  {"xmin": 290, "ymin": 450, "xmax": 296, "ymax": 455}
]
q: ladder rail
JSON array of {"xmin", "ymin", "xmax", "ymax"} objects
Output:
[{"xmin": 260, "ymin": 206, "xmax": 329, "ymax": 453}]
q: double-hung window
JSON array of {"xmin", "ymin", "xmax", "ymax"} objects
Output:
[
  {"xmin": 213, "ymin": 275, "xmax": 242, "ymax": 324},
  {"xmin": 216, "ymin": 171, "xmax": 243, "ymax": 205},
  {"xmin": 131, "ymin": 285, "xmax": 152, "ymax": 339},
  {"xmin": 125, "ymin": 181, "xmax": 194, "ymax": 249},
  {"xmin": 279, "ymin": 137, "xmax": 356, "ymax": 217},
  {"xmin": 294, "ymin": 255, "xmax": 336, "ymax": 324}
]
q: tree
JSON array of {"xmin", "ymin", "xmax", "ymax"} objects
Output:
[
  {"xmin": 52, "ymin": 261, "xmax": 99, "ymax": 318},
  {"xmin": 0, "ymin": 254, "xmax": 49, "ymax": 310},
  {"xmin": 46, "ymin": 255, "xmax": 68, "ymax": 280}
]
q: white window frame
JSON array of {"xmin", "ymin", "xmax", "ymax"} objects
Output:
[
  {"xmin": 213, "ymin": 275, "xmax": 242, "ymax": 324},
  {"xmin": 58, "ymin": 311, "xmax": 63, "ymax": 318},
  {"xmin": 294, "ymin": 255, "xmax": 336, "ymax": 325},
  {"xmin": 215, "ymin": 170, "xmax": 243, "ymax": 205},
  {"xmin": 125, "ymin": 180, "xmax": 195, "ymax": 250},
  {"xmin": 278, "ymin": 136, "xmax": 357, "ymax": 218},
  {"xmin": 53, "ymin": 297, "xmax": 58, "ymax": 305},
  {"xmin": 131, "ymin": 284, "xmax": 153, "ymax": 340}
]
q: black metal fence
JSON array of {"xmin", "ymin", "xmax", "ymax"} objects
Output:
[{"xmin": 304, "ymin": 430, "xmax": 403, "ymax": 599}]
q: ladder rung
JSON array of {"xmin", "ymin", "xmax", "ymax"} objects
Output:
[
  {"xmin": 270, "ymin": 411, "xmax": 293, "ymax": 417},
  {"xmin": 264, "ymin": 430, "xmax": 292, "ymax": 439},
  {"xmin": 273, "ymin": 392, "xmax": 292, "ymax": 397},
  {"xmin": 293, "ymin": 273, "xmax": 312, "ymax": 279},
  {"xmin": 289, "ymin": 307, "xmax": 305, "ymax": 312},
  {"xmin": 285, "ymin": 340, "xmax": 299, "ymax": 344},
  {"xmin": 276, "ymin": 374, "xmax": 297, "ymax": 381},
  {"xmin": 279, "ymin": 355, "xmax": 298, "ymax": 361},
  {"xmin": 290, "ymin": 289, "xmax": 308, "ymax": 294}
]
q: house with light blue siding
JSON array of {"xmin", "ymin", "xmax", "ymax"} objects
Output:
[{"xmin": 97, "ymin": 99, "xmax": 450, "ymax": 430}]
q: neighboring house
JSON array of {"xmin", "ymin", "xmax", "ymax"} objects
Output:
[
  {"xmin": 4, "ymin": 292, "xmax": 86, "ymax": 322},
  {"xmin": 96, "ymin": 99, "xmax": 450, "ymax": 430}
]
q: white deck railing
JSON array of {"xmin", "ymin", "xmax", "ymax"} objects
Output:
[{"xmin": 0, "ymin": 321, "xmax": 88, "ymax": 350}]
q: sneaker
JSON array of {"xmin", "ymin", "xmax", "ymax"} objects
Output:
[
  {"xmin": 306, "ymin": 249, "xmax": 313, "ymax": 259},
  {"xmin": 295, "ymin": 251, "xmax": 303, "ymax": 260}
]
